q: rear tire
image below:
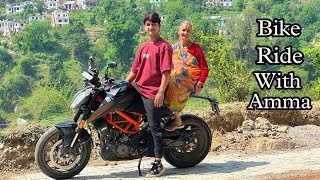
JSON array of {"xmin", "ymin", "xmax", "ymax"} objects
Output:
[
  {"xmin": 35, "ymin": 127, "xmax": 91, "ymax": 179},
  {"xmin": 164, "ymin": 114, "xmax": 212, "ymax": 168}
]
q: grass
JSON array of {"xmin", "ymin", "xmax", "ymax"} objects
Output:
[
  {"xmin": 183, "ymin": 97, "xmax": 212, "ymax": 112},
  {"xmin": 0, "ymin": 111, "xmax": 74, "ymax": 136}
]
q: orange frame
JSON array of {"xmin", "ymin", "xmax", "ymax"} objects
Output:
[{"xmin": 102, "ymin": 110, "xmax": 143, "ymax": 134}]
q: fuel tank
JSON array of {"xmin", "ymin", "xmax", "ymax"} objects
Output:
[{"xmin": 88, "ymin": 88, "xmax": 145, "ymax": 122}]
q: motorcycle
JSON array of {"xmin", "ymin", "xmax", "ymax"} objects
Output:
[{"xmin": 35, "ymin": 56, "xmax": 219, "ymax": 179}]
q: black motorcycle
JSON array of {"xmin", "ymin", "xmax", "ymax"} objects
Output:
[{"xmin": 35, "ymin": 57, "xmax": 219, "ymax": 179}]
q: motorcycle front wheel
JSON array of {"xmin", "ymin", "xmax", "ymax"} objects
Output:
[
  {"xmin": 35, "ymin": 127, "xmax": 91, "ymax": 179},
  {"xmin": 164, "ymin": 114, "xmax": 212, "ymax": 168}
]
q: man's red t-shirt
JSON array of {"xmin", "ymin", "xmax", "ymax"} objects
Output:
[{"xmin": 131, "ymin": 38, "xmax": 173, "ymax": 99}]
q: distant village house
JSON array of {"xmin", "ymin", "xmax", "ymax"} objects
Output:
[
  {"xmin": 51, "ymin": 9, "xmax": 70, "ymax": 27},
  {"xmin": 29, "ymin": 15, "xmax": 45, "ymax": 22},
  {"xmin": 202, "ymin": 15, "xmax": 231, "ymax": 35},
  {"xmin": 204, "ymin": 0, "xmax": 233, "ymax": 8},
  {"xmin": 63, "ymin": 0, "xmax": 101, "ymax": 11},
  {"xmin": 5, "ymin": 1, "xmax": 33, "ymax": 14},
  {"xmin": 45, "ymin": 0, "xmax": 64, "ymax": 10},
  {"xmin": 84, "ymin": 0, "xmax": 101, "ymax": 10},
  {"xmin": 0, "ymin": 20, "xmax": 24, "ymax": 36}
]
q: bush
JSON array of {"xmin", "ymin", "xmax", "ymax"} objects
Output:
[{"xmin": 18, "ymin": 86, "xmax": 73, "ymax": 121}]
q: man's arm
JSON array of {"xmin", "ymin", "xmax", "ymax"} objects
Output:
[
  {"xmin": 154, "ymin": 70, "xmax": 170, "ymax": 107},
  {"xmin": 126, "ymin": 71, "xmax": 137, "ymax": 83}
]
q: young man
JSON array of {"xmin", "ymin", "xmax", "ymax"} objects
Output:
[{"xmin": 125, "ymin": 12, "xmax": 173, "ymax": 177}]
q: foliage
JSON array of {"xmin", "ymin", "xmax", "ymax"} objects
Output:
[
  {"xmin": 0, "ymin": 48, "xmax": 13, "ymax": 77},
  {"xmin": 18, "ymin": 86, "xmax": 73, "ymax": 121},
  {"xmin": 35, "ymin": 1, "xmax": 46, "ymax": 14},
  {"xmin": 18, "ymin": 55, "xmax": 37, "ymax": 77},
  {"xmin": 225, "ymin": 5, "xmax": 262, "ymax": 67},
  {"xmin": 103, "ymin": 0, "xmax": 140, "ymax": 74},
  {"xmin": 13, "ymin": 20, "xmax": 52, "ymax": 53},
  {"xmin": 64, "ymin": 22, "xmax": 90, "ymax": 63},
  {"xmin": 194, "ymin": 33, "xmax": 252, "ymax": 102},
  {"xmin": 0, "ymin": 72, "xmax": 31, "ymax": 111}
]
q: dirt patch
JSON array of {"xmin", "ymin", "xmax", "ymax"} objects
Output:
[
  {"xmin": 0, "ymin": 101, "xmax": 320, "ymax": 174},
  {"xmin": 185, "ymin": 101, "xmax": 320, "ymax": 152},
  {"xmin": 0, "ymin": 126, "xmax": 49, "ymax": 172}
]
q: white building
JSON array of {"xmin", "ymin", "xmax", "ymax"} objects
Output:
[
  {"xmin": 45, "ymin": 0, "xmax": 64, "ymax": 10},
  {"xmin": 205, "ymin": 0, "xmax": 233, "ymax": 7},
  {"xmin": 150, "ymin": 0, "xmax": 161, "ymax": 4},
  {"xmin": 64, "ymin": 1, "xmax": 76, "ymax": 10},
  {"xmin": 220, "ymin": 0, "xmax": 233, "ymax": 7},
  {"xmin": 5, "ymin": 1, "xmax": 33, "ymax": 14},
  {"xmin": 0, "ymin": 20, "xmax": 25, "ymax": 36},
  {"xmin": 63, "ymin": 0, "xmax": 101, "ymax": 11},
  {"xmin": 52, "ymin": 9, "xmax": 70, "ymax": 27},
  {"xmin": 150, "ymin": 0, "xmax": 167, "ymax": 7},
  {"xmin": 83, "ymin": 0, "xmax": 101, "ymax": 10},
  {"xmin": 29, "ymin": 15, "xmax": 45, "ymax": 22}
]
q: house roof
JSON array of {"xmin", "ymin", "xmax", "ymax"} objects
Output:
[{"xmin": 64, "ymin": 1, "xmax": 76, "ymax": 4}]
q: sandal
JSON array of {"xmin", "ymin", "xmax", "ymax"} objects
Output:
[{"xmin": 164, "ymin": 123, "xmax": 185, "ymax": 131}]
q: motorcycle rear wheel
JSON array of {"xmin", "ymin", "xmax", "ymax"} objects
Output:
[
  {"xmin": 35, "ymin": 127, "xmax": 91, "ymax": 179},
  {"xmin": 164, "ymin": 114, "xmax": 212, "ymax": 168}
]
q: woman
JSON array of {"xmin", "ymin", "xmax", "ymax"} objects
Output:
[
  {"xmin": 126, "ymin": 12, "xmax": 173, "ymax": 177},
  {"xmin": 164, "ymin": 21, "xmax": 209, "ymax": 131}
]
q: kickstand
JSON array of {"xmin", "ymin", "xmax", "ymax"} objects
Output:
[{"xmin": 138, "ymin": 157, "xmax": 142, "ymax": 176}]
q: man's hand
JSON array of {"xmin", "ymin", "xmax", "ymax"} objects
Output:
[{"xmin": 154, "ymin": 91, "xmax": 164, "ymax": 107}]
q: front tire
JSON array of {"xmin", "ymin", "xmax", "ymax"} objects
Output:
[
  {"xmin": 164, "ymin": 114, "xmax": 212, "ymax": 168},
  {"xmin": 35, "ymin": 127, "xmax": 91, "ymax": 179}
]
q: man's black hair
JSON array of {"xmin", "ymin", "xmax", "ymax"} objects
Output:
[{"xmin": 143, "ymin": 11, "xmax": 161, "ymax": 24}]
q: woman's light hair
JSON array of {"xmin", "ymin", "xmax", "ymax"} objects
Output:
[{"xmin": 179, "ymin": 21, "xmax": 192, "ymax": 30}]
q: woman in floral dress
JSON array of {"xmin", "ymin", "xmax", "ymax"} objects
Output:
[{"xmin": 164, "ymin": 21, "xmax": 209, "ymax": 131}]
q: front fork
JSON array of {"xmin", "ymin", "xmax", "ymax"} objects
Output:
[{"xmin": 69, "ymin": 91, "xmax": 99, "ymax": 147}]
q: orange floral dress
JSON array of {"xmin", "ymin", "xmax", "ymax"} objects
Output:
[{"xmin": 164, "ymin": 43, "xmax": 202, "ymax": 112}]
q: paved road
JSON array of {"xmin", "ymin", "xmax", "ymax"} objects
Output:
[{"xmin": 9, "ymin": 147, "xmax": 320, "ymax": 180}]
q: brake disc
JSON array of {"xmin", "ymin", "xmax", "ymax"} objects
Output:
[{"xmin": 49, "ymin": 140, "xmax": 81, "ymax": 170}]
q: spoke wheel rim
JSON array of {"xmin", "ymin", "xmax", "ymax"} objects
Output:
[
  {"xmin": 44, "ymin": 133, "xmax": 83, "ymax": 173},
  {"xmin": 169, "ymin": 123, "xmax": 207, "ymax": 161}
]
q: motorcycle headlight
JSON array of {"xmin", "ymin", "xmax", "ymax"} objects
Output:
[{"xmin": 70, "ymin": 88, "xmax": 92, "ymax": 109}]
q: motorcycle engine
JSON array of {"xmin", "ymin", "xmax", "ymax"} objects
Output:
[
  {"xmin": 99, "ymin": 125, "xmax": 140, "ymax": 158},
  {"xmin": 114, "ymin": 135, "xmax": 136, "ymax": 158}
]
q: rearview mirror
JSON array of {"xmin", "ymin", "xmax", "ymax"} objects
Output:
[{"xmin": 108, "ymin": 61, "xmax": 117, "ymax": 68}]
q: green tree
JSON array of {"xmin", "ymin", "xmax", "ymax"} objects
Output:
[
  {"xmin": 189, "ymin": 12, "xmax": 218, "ymax": 36},
  {"xmin": 103, "ymin": 0, "xmax": 140, "ymax": 75},
  {"xmin": 65, "ymin": 22, "xmax": 90, "ymax": 63},
  {"xmin": 297, "ymin": 3, "xmax": 319, "ymax": 27},
  {"xmin": 226, "ymin": 6, "xmax": 261, "ymax": 67},
  {"xmin": 0, "ymin": 73, "xmax": 31, "ymax": 111},
  {"xmin": 18, "ymin": 86, "xmax": 72, "ymax": 120},
  {"xmin": 233, "ymin": 0, "xmax": 245, "ymax": 11},
  {"xmin": 13, "ymin": 21, "xmax": 52, "ymax": 52},
  {"xmin": 46, "ymin": 53, "xmax": 65, "ymax": 85},
  {"xmin": 303, "ymin": 47, "xmax": 320, "ymax": 80},
  {"xmin": 35, "ymin": 1, "xmax": 46, "ymax": 14},
  {"xmin": 194, "ymin": 33, "xmax": 252, "ymax": 102},
  {"xmin": 18, "ymin": 55, "xmax": 37, "ymax": 77},
  {"xmin": 160, "ymin": 0, "xmax": 186, "ymax": 41},
  {"xmin": 0, "ymin": 48, "xmax": 13, "ymax": 77}
]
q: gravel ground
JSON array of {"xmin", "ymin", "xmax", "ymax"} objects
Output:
[{"xmin": 6, "ymin": 146, "xmax": 320, "ymax": 180}]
